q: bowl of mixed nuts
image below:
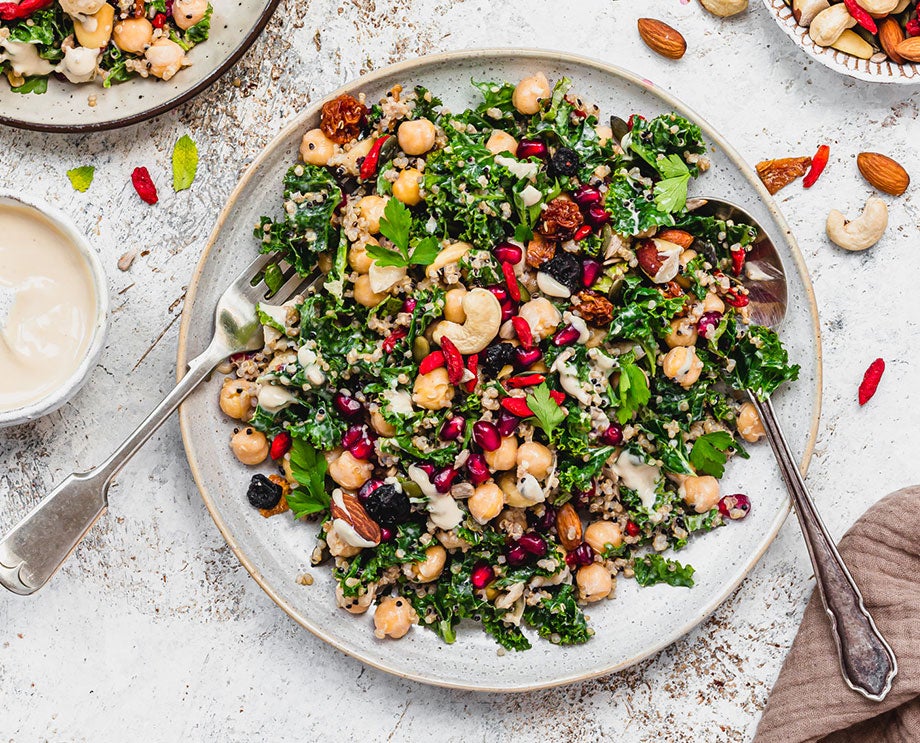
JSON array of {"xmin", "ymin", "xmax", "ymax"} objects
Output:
[{"xmin": 765, "ymin": 0, "xmax": 920, "ymax": 82}]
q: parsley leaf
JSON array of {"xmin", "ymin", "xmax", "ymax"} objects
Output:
[
  {"xmin": 378, "ymin": 198, "xmax": 411, "ymax": 254},
  {"xmin": 653, "ymin": 154, "xmax": 691, "ymax": 213},
  {"xmin": 66, "ymin": 166, "xmax": 95, "ymax": 192},
  {"xmin": 172, "ymin": 134, "xmax": 198, "ymax": 192},
  {"xmin": 408, "ymin": 235, "xmax": 440, "ymax": 266},
  {"xmin": 286, "ymin": 436, "xmax": 329, "ymax": 517},
  {"xmin": 689, "ymin": 431, "xmax": 736, "ymax": 478},
  {"xmin": 616, "ymin": 359, "xmax": 651, "ymax": 424},
  {"xmin": 367, "ymin": 199, "xmax": 440, "ymax": 267},
  {"xmin": 633, "ymin": 554, "xmax": 695, "ymax": 588},
  {"xmin": 525, "ymin": 383, "xmax": 567, "ymax": 441}
]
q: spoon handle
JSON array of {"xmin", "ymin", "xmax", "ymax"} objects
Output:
[{"xmin": 750, "ymin": 394, "xmax": 897, "ymax": 701}]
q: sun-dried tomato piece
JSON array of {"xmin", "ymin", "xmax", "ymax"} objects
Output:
[
  {"xmin": 755, "ymin": 156, "xmax": 812, "ymax": 195},
  {"xmin": 320, "ymin": 94, "xmax": 367, "ymax": 144},
  {"xmin": 526, "ymin": 234, "xmax": 556, "ymax": 268},
  {"xmin": 575, "ymin": 290, "xmax": 614, "ymax": 326},
  {"xmin": 537, "ymin": 198, "xmax": 584, "ymax": 240}
]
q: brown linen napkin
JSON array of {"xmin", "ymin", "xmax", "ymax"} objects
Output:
[{"xmin": 754, "ymin": 486, "xmax": 920, "ymax": 743}]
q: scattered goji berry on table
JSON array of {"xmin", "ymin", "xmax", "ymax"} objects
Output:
[
  {"xmin": 858, "ymin": 358, "xmax": 885, "ymax": 405},
  {"xmin": 131, "ymin": 167, "xmax": 158, "ymax": 205},
  {"xmin": 802, "ymin": 144, "xmax": 830, "ymax": 189}
]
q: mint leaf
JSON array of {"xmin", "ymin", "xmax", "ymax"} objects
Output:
[
  {"xmin": 172, "ymin": 134, "xmax": 198, "ymax": 192},
  {"xmin": 287, "ymin": 436, "xmax": 329, "ymax": 517},
  {"xmin": 689, "ymin": 431, "xmax": 736, "ymax": 478},
  {"xmin": 525, "ymin": 383, "xmax": 567, "ymax": 441},
  {"xmin": 66, "ymin": 166, "xmax": 95, "ymax": 193},
  {"xmin": 409, "ymin": 236, "xmax": 440, "ymax": 267},
  {"xmin": 378, "ymin": 198, "xmax": 411, "ymax": 255},
  {"xmin": 616, "ymin": 360, "xmax": 651, "ymax": 424},
  {"xmin": 633, "ymin": 554, "xmax": 695, "ymax": 588}
]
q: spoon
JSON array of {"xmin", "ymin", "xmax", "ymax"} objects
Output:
[{"xmin": 691, "ymin": 198, "xmax": 897, "ymax": 702}]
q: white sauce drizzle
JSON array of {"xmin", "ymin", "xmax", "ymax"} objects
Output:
[
  {"xmin": 0, "ymin": 40, "xmax": 56, "ymax": 77},
  {"xmin": 257, "ymin": 384, "xmax": 299, "ymax": 413},
  {"xmin": 612, "ymin": 450, "xmax": 662, "ymax": 513},
  {"xmin": 408, "ymin": 465, "xmax": 462, "ymax": 530}
]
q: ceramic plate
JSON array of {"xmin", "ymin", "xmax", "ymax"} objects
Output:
[
  {"xmin": 177, "ymin": 49, "xmax": 822, "ymax": 691},
  {"xmin": 0, "ymin": 0, "xmax": 279, "ymax": 133},
  {"xmin": 763, "ymin": 0, "xmax": 920, "ymax": 83}
]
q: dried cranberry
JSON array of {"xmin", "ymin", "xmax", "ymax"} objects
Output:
[
  {"xmin": 542, "ymin": 251, "xmax": 582, "ymax": 294},
  {"xmin": 246, "ymin": 474, "xmax": 282, "ymax": 510},
  {"xmin": 549, "ymin": 147, "xmax": 580, "ymax": 177},
  {"xmin": 364, "ymin": 484, "xmax": 411, "ymax": 527},
  {"xmin": 718, "ymin": 493, "xmax": 751, "ymax": 520}
]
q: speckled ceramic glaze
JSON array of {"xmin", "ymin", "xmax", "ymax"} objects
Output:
[
  {"xmin": 0, "ymin": 0, "xmax": 279, "ymax": 133},
  {"xmin": 764, "ymin": 0, "xmax": 920, "ymax": 84},
  {"xmin": 177, "ymin": 50, "xmax": 822, "ymax": 691}
]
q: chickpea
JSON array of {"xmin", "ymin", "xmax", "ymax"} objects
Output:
[
  {"xmin": 412, "ymin": 367, "xmax": 455, "ymax": 410},
  {"xmin": 112, "ymin": 17, "xmax": 152, "ymax": 55},
  {"xmin": 595, "ymin": 124, "xmax": 613, "ymax": 145},
  {"xmin": 219, "ymin": 377, "xmax": 254, "ymax": 420},
  {"xmin": 485, "ymin": 130, "xmax": 518, "ymax": 156},
  {"xmin": 370, "ymin": 409, "xmax": 397, "ymax": 437},
  {"xmin": 443, "ymin": 287, "xmax": 468, "ymax": 324},
  {"xmin": 230, "ymin": 427, "xmax": 268, "ymax": 465},
  {"xmin": 518, "ymin": 298, "xmax": 562, "ymax": 341},
  {"xmin": 411, "ymin": 545, "xmax": 447, "ymax": 583},
  {"xmin": 676, "ymin": 249, "xmax": 698, "ymax": 289},
  {"xmin": 397, "ymin": 118, "xmax": 437, "ymax": 156},
  {"xmin": 737, "ymin": 401, "xmax": 765, "ymax": 443},
  {"xmin": 145, "ymin": 37, "xmax": 185, "ymax": 81},
  {"xmin": 681, "ymin": 475, "xmax": 721, "ymax": 513},
  {"xmin": 392, "ymin": 168, "xmax": 423, "ymax": 206},
  {"xmin": 328, "ymin": 450, "xmax": 373, "ymax": 490},
  {"xmin": 516, "ymin": 441, "xmax": 554, "ymax": 479},
  {"xmin": 662, "ymin": 346, "xmax": 703, "ymax": 388},
  {"xmin": 498, "ymin": 473, "xmax": 530, "ymax": 509},
  {"xmin": 703, "ymin": 292, "xmax": 725, "ymax": 314},
  {"xmin": 336, "ymin": 583, "xmax": 374, "ymax": 613},
  {"xmin": 300, "ymin": 128, "xmax": 336, "ymax": 167},
  {"xmin": 282, "ymin": 456, "xmax": 298, "ymax": 487},
  {"xmin": 584, "ymin": 521, "xmax": 623, "ymax": 555},
  {"xmin": 485, "ymin": 435, "xmax": 518, "ymax": 471},
  {"xmin": 373, "ymin": 596, "xmax": 418, "ymax": 639},
  {"xmin": 468, "ymin": 482, "xmax": 505, "ymax": 524},
  {"xmin": 512, "ymin": 72, "xmax": 551, "ymax": 115},
  {"xmin": 664, "ymin": 317, "xmax": 698, "ymax": 349},
  {"xmin": 353, "ymin": 274, "xmax": 387, "ymax": 308},
  {"xmin": 576, "ymin": 563, "xmax": 613, "ymax": 603},
  {"xmin": 172, "ymin": 0, "xmax": 209, "ymax": 30},
  {"xmin": 357, "ymin": 195, "xmax": 388, "ymax": 234},
  {"xmin": 327, "ymin": 526, "xmax": 362, "ymax": 558}
]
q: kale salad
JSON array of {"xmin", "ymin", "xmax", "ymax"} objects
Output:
[
  {"xmin": 0, "ymin": 0, "xmax": 211, "ymax": 93},
  {"xmin": 216, "ymin": 73, "xmax": 799, "ymax": 651}
]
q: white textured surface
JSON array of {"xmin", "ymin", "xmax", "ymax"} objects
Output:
[{"xmin": 1, "ymin": 1, "xmax": 918, "ymax": 740}]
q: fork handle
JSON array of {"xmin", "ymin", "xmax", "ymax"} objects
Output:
[
  {"xmin": 751, "ymin": 394, "xmax": 897, "ymax": 701},
  {"xmin": 0, "ymin": 342, "xmax": 226, "ymax": 596}
]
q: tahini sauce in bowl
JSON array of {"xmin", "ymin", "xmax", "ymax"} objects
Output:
[{"xmin": 0, "ymin": 195, "xmax": 107, "ymax": 426}]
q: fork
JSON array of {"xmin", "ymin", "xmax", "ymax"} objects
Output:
[{"xmin": 0, "ymin": 252, "xmax": 314, "ymax": 596}]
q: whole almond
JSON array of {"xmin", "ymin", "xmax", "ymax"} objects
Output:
[
  {"xmin": 331, "ymin": 491, "xmax": 382, "ymax": 545},
  {"xmin": 878, "ymin": 17, "xmax": 906, "ymax": 65},
  {"xmin": 894, "ymin": 36, "xmax": 920, "ymax": 63},
  {"xmin": 857, "ymin": 152, "xmax": 910, "ymax": 196},
  {"xmin": 555, "ymin": 503, "xmax": 583, "ymax": 551},
  {"xmin": 655, "ymin": 228, "xmax": 695, "ymax": 249},
  {"xmin": 637, "ymin": 18, "xmax": 687, "ymax": 60}
]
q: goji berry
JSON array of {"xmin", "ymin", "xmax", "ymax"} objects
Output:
[
  {"xmin": 440, "ymin": 337, "xmax": 464, "ymax": 385},
  {"xmin": 802, "ymin": 144, "xmax": 830, "ymax": 189},
  {"xmin": 724, "ymin": 288, "xmax": 749, "ymax": 308},
  {"xmin": 504, "ymin": 374, "xmax": 545, "ymax": 389},
  {"xmin": 501, "ymin": 261, "xmax": 521, "ymax": 302},
  {"xmin": 419, "ymin": 350, "xmax": 445, "ymax": 375},
  {"xmin": 730, "ymin": 247, "xmax": 745, "ymax": 277},
  {"xmin": 858, "ymin": 358, "xmax": 885, "ymax": 405},
  {"xmin": 382, "ymin": 328, "xmax": 407, "ymax": 354},
  {"xmin": 500, "ymin": 397, "xmax": 533, "ymax": 417},
  {"xmin": 464, "ymin": 353, "xmax": 478, "ymax": 393},
  {"xmin": 131, "ymin": 167, "xmax": 158, "ymax": 205},
  {"xmin": 511, "ymin": 316, "xmax": 533, "ymax": 350}
]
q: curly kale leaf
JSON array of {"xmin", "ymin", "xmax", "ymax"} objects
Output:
[
  {"xmin": 675, "ymin": 213, "xmax": 758, "ymax": 268},
  {"xmin": 608, "ymin": 276, "xmax": 687, "ymax": 358},
  {"xmin": 628, "ymin": 113, "xmax": 706, "ymax": 177},
  {"xmin": 7, "ymin": 7, "xmax": 70, "ymax": 62},
  {"xmin": 633, "ymin": 553, "xmax": 695, "ymax": 588},
  {"xmin": 470, "ymin": 80, "xmax": 518, "ymax": 128},
  {"xmin": 522, "ymin": 585, "xmax": 591, "ymax": 645},
  {"xmin": 334, "ymin": 521, "xmax": 428, "ymax": 597},
  {"xmin": 604, "ymin": 172, "xmax": 676, "ymax": 237},
  {"xmin": 718, "ymin": 321, "xmax": 800, "ymax": 400},
  {"xmin": 554, "ymin": 446, "xmax": 616, "ymax": 505}
]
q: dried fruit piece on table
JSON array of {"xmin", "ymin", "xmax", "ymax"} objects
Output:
[
  {"xmin": 131, "ymin": 166, "xmax": 158, "ymax": 205},
  {"xmin": 637, "ymin": 18, "xmax": 687, "ymax": 60},
  {"xmin": 802, "ymin": 144, "xmax": 830, "ymax": 188},
  {"xmin": 755, "ymin": 156, "xmax": 812, "ymax": 194},
  {"xmin": 895, "ymin": 36, "xmax": 920, "ymax": 62},
  {"xmin": 857, "ymin": 152, "xmax": 910, "ymax": 196},
  {"xmin": 320, "ymin": 94, "xmax": 367, "ymax": 144},
  {"xmin": 526, "ymin": 233, "xmax": 556, "ymax": 268},
  {"xmin": 878, "ymin": 17, "xmax": 906, "ymax": 64},
  {"xmin": 858, "ymin": 358, "xmax": 885, "ymax": 405}
]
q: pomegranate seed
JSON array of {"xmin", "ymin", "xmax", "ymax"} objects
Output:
[
  {"xmin": 493, "ymin": 242, "xmax": 523, "ymax": 264},
  {"xmin": 441, "ymin": 337, "xmax": 464, "ymax": 385},
  {"xmin": 514, "ymin": 347, "xmax": 543, "ymax": 369},
  {"xmin": 600, "ymin": 423, "xmax": 624, "ymax": 446},
  {"xmin": 433, "ymin": 467, "xmax": 458, "ymax": 493},
  {"xmin": 697, "ymin": 311, "xmax": 723, "ymax": 340},
  {"xmin": 570, "ymin": 543, "xmax": 595, "ymax": 567},
  {"xmin": 581, "ymin": 259, "xmax": 602, "ymax": 288},
  {"xmin": 585, "ymin": 206, "xmax": 610, "ymax": 227},
  {"xmin": 473, "ymin": 420, "xmax": 501, "ymax": 451},
  {"xmin": 553, "ymin": 325, "xmax": 580, "ymax": 346},
  {"xmin": 342, "ymin": 424, "xmax": 365, "ymax": 448},
  {"xmin": 348, "ymin": 436, "xmax": 374, "ymax": 460},
  {"xmin": 333, "ymin": 392, "xmax": 363, "ymax": 419},
  {"xmin": 511, "ymin": 316, "xmax": 534, "ymax": 350},
  {"xmin": 500, "ymin": 299, "xmax": 516, "ymax": 323},
  {"xmin": 380, "ymin": 527, "xmax": 393, "ymax": 541},
  {"xmin": 496, "ymin": 409, "xmax": 519, "ymax": 437},
  {"xmin": 572, "ymin": 184, "xmax": 602, "ymax": 206},
  {"xmin": 517, "ymin": 139, "xmax": 548, "ymax": 160},
  {"xmin": 719, "ymin": 493, "xmax": 751, "ymax": 520},
  {"xmin": 401, "ymin": 297, "xmax": 418, "ymax": 313},
  {"xmin": 466, "ymin": 453, "xmax": 491, "ymax": 485},
  {"xmin": 517, "ymin": 532, "xmax": 547, "ymax": 557},
  {"xmin": 471, "ymin": 562, "xmax": 495, "ymax": 589},
  {"xmin": 440, "ymin": 415, "xmax": 466, "ymax": 441},
  {"xmin": 269, "ymin": 431, "xmax": 292, "ymax": 460},
  {"xmin": 487, "ymin": 284, "xmax": 508, "ymax": 303},
  {"xmin": 419, "ymin": 350, "xmax": 445, "ymax": 375},
  {"xmin": 358, "ymin": 479, "xmax": 384, "ymax": 503},
  {"xmin": 151, "ymin": 12, "xmax": 167, "ymax": 28},
  {"xmin": 382, "ymin": 328, "xmax": 407, "ymax": 354},
  {"xmin": 536, "ymin": 505, "xmax": 556, "ymax": 533},
  {"xmin": 506, "ymin": 544, "xmax": 529, "ymax": 566},
  {"xmin": 501, "ymin": 261, "xmax": 521, "ymax": 302},
  {"xmin": 505, "ymin": 373, "xmax": 545, "ymax": 389},
  {"xmin": 573, "ymin": 225, "xmax": 593, "ymax": 242},
  {"xmin": 625, "ymin": 520, "xmax": 640, "ymax": 537},
  {"xmin": 417, "ymin": 463, "xmax": 436, "ymax": 478}
]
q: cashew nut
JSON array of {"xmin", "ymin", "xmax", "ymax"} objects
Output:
[
  {"xmin": 792, "ymin": 0, "xmax": 829, "ymax": 27},
  {"xmin": 809, "ymin": 4, "xmax": 856, "ymax": 47},
  {"xmin": 826, "ymin": 197, "xmax": 888, "ymax": 252},
  {"xmin": 368, "ymin": 262, "xmax": 406, "ymax": 293},
  {"xmin": 699, "ymin": 0, "xmax": 748, "ymax": 17},
  {"xmin": 425, "ymin": 241, "xmax": 472, "ymax": 278},
  {"xmin": 432, "ymin": 288, "xmax": 502, "ymax": 354},
  {"xmin": 853, "ymin": 0, "xmax": 898, "ymax": 14}
]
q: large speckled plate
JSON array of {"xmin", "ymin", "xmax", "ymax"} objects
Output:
[
  {"xmin": 0, "ymin": 1, "xmax": 279, "ymax": 133},
  {"xmin": 177, "ymin": 50, "xmax": 822, "ymax": 691},
  {"xmin": 763, "ymin": 0, "xmax": 920, "ymax": 84}
]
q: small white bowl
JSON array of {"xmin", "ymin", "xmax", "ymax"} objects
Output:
[{"xmin": 0, "ymin": 194, "xmax": 109, "ymax": 428}]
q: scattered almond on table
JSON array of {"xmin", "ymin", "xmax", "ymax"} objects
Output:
[{"xmin": 637, "ymin": 18, "xmax": 688, "ymax": 59}]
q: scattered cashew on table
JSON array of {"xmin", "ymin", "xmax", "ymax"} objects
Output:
[{"xmin": 826, "ymin": 197, "xmax": 889, "ymax": 251}]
